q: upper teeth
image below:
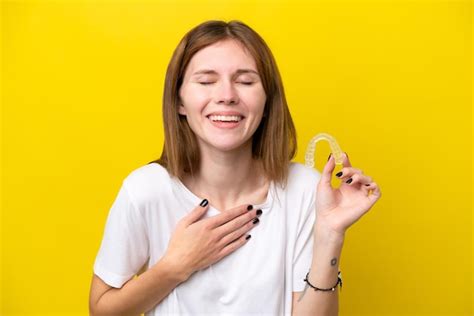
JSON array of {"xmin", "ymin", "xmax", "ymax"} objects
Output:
[{"xmin": 208, "ymin": 115, "xmax": 243, "ymax": 122}]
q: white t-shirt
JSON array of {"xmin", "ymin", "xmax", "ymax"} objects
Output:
[{"xmin": 93, "ymin": 162, "xmax": 321, "ymax": 315}]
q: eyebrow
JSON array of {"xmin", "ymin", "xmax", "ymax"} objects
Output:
[{"xmin": 191, "ymin": 69, "xmax": 259, "ymax": 76}]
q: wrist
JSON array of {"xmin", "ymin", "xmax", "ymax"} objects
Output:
[
  {"xmin": 314, "ymin": 223, "xmax": 345, "ymax": 244},
  {"xmin": 158, "ymin": 255, "xmax": 193, "ymax": 283}
]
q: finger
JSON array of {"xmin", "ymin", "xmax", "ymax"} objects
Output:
[
  {"xmin": 217, "ymin": 213, "xmax": 260, "ymax": 246},
  {"xmin": 342, "ymin": 152, "xmax": 352, "ymax": 168},
  {"xmin": 206, "ymin": 204, "xmax": 254, "ymax": 229},
  {"xmin": 216, "ymin": 233, "xmax": 252, "ymax": 261},
  {"xmin": 335, "ymin": 167, "xmax": 364, "ymax": 180},
  {"xmin": 364, "ymin": 182, "xmax": 382, "ymax": 203},
  {"xmin": 319, "ymin": 152, "xmax": 337, "ymax": 187},
  {"xmin": 342, "ymin": 173, "xmax": 373, "ymax": 186},
  {"xmin": 181, "ymin": 199, "xmax": 210, "ymax": 226},
  {"xmin": 215, "ymin": 208, "xmax": 261, "ymax": 240}
]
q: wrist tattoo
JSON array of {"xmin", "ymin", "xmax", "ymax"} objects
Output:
[{"xmin": 330, "ymin": 257, "xmax": 338, "ymax": 266}]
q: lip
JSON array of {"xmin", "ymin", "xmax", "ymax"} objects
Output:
[
  {"xmin": 207, "ymin": 116, "xmax": 244, "ymax": 129},
  {"xmin": 206, "ymin": 111, "xmax": 245, "ymax": 118}
]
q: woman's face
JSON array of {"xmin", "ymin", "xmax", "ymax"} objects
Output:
[{"xmin": 178, "ymin": 39, "xmax": 267, "ymax": 153}]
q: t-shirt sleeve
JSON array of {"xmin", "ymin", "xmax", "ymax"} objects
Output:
[
  {"xmin": 292, "ymin": 170, "xmax": 319, "ymax": 292},
  {"xmin": 93, "ymin": 179, "xmax": 149, "ymax": 288}
]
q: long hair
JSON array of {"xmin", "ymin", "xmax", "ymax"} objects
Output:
[{"xmin": 150, "ymin": 20, "xmax": 297, "ymax": 187}]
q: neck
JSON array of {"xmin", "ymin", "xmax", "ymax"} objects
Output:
[{"xmin": 183, "ymin": 140, "xmax": 268, "ymax": 212}]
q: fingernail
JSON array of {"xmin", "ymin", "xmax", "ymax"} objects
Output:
[
  {"xmin": 336, "ymin": 171, "xmax": 343, "ymax": 178},
  {"xmin": 327, "ymin": 153, "xmax": 332, "ymax": 161},
  {"xmin": 247, "ymin": 205, "xmax": 253, "ymax": 211},
  {"xmin": 365, "ymin": 183, "xmax": 370, "ymax": 186},
  {"xmin": 200, "ymin": 199, "xmax": 208, "ymax": 207},
  {"xmin": 253, "ymin": 218, "xmax": 259, "ymax": 224},
  {"xmin": 346, "ymin": 178, "xmax": 353, "ymax": 184},
  {"xmin": 246, "ymin": 235, "xmax": 252, "ymax": 240},
  {"xmin": 256, "ymin": 209, "xmax": 262, "ymax": 216}
]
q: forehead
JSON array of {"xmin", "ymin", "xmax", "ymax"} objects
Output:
[{"xmin": 185, "ymin": 39, "xmax": 258, "ymax": 74}]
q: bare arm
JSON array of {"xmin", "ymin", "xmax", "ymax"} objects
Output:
[
  {"xmin": 89, "ymin": 257, "xmax": 188, "ymax": 316},
  {"xmin": 292, "ymin": 225, "xmax": 343, "ymax": 316},
  {"xmin": 292, "ymin": 152, "xmax": 381, "ymax": 314},
  {"xmin": 90, "ymin": 201, "xmax": 261, "ymax": 315}
]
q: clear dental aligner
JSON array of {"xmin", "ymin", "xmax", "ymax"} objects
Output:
[{"xmin": 305, "ymin": 132, "xmax": 344, "ymax": 168}]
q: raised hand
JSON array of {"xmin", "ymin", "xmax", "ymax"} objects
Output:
[{"xmin": 315, "ymin": 153, "xmax": 382, "ymax": 237}]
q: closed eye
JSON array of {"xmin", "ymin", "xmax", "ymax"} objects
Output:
[{"xmin": 197, "ymin": 81, "xmax": 254, "ymax": 85}]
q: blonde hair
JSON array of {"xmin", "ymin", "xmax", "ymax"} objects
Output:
[{"xmin": 150, "ymin": 20, "xmax": 297, "ymax": 186}]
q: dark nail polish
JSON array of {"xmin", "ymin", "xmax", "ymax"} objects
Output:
[
  {"xmin": 365, "ymin": 183, "xmax": 370, "ymax": 186},
  {"xmin": 336, "ymin": 171, "xmax": 343, "ymax": 177},
  {"xmin": 252, "ymin": 218, "xmax": 259, "ymax": 224},
  {"xmin": 346, "ymin": 178, "xmax": 353, "ymax": 184},
  {"xmin": 246, "ymin": 235, "xmax": 251, "ymax": 240},
  {"xmin": 256, "ymin": 209, "xmax": 262, "ymax": 216},
  {"xmin": 247, "ymin": 205, "xmax": 253, "ymax": 211},
  {"xmin": 200, "ymin": 199, "xmax": 208, "ymax": 207},
  {"xmin": 327, "ymin": 153, "xmax": 332, "ymax": 161}
]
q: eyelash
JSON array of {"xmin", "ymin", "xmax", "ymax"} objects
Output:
[{"xmin": 199, "ymin": 82, "xmax": 254, "ymax": 86}]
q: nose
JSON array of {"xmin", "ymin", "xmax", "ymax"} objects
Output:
[{"xmin": 214, "ymin": 80, "xmax": 239, "ymax": 105}]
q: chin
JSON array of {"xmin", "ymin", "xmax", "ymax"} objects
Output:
[
  {"xmin": 205, "ymin": 139, "xmax": 252, "ymax": 153},
  {"xmin": 212, "ymin": 144, "xmax": 245, "ymax": 152}
]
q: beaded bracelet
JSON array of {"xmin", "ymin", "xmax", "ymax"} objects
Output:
[{"xmin": 304, "ymin": 270, "xmax": 342, "ymax": 292}]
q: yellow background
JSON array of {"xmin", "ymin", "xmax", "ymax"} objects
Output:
[{"xmin": 2, "ymin": 0, "xmax": 472, "ymax": 315}]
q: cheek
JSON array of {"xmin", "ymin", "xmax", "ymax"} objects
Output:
[
  {"xmin": 246, "ymin": 89, "xmax": 266, "ymax": 113},
  {"xmin": 182, "ymin": 88, "xmax": 210, "ymax": 109}
]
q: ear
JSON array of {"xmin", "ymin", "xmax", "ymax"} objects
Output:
[{"xmin": 178, "ymin": 103, "xmax": 187, "ymax": 116}]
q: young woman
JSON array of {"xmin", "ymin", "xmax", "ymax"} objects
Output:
[{"xmin": 89, "ymin": 20, "xmax": 381, "ymax": 316}]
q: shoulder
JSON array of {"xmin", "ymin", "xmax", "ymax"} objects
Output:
[
  {"xmin": 286, "ymin": 162, "xmax": 322, "ymax": 191},
  {"xmin": 121, "ymin": 162, "xmax": 172, "ymax": 206},
  {"xmin": 124, "ymin": 162, "xmax": 170, "ymax": 185},
  {"xmin": 283, "ymin": 163, "xmax": 321, "ymax": 227}
]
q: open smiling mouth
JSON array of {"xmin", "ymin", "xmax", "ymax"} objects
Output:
[{"xmin": 207, "ymin": 115, "xmax": 245, "ymax": 129}]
